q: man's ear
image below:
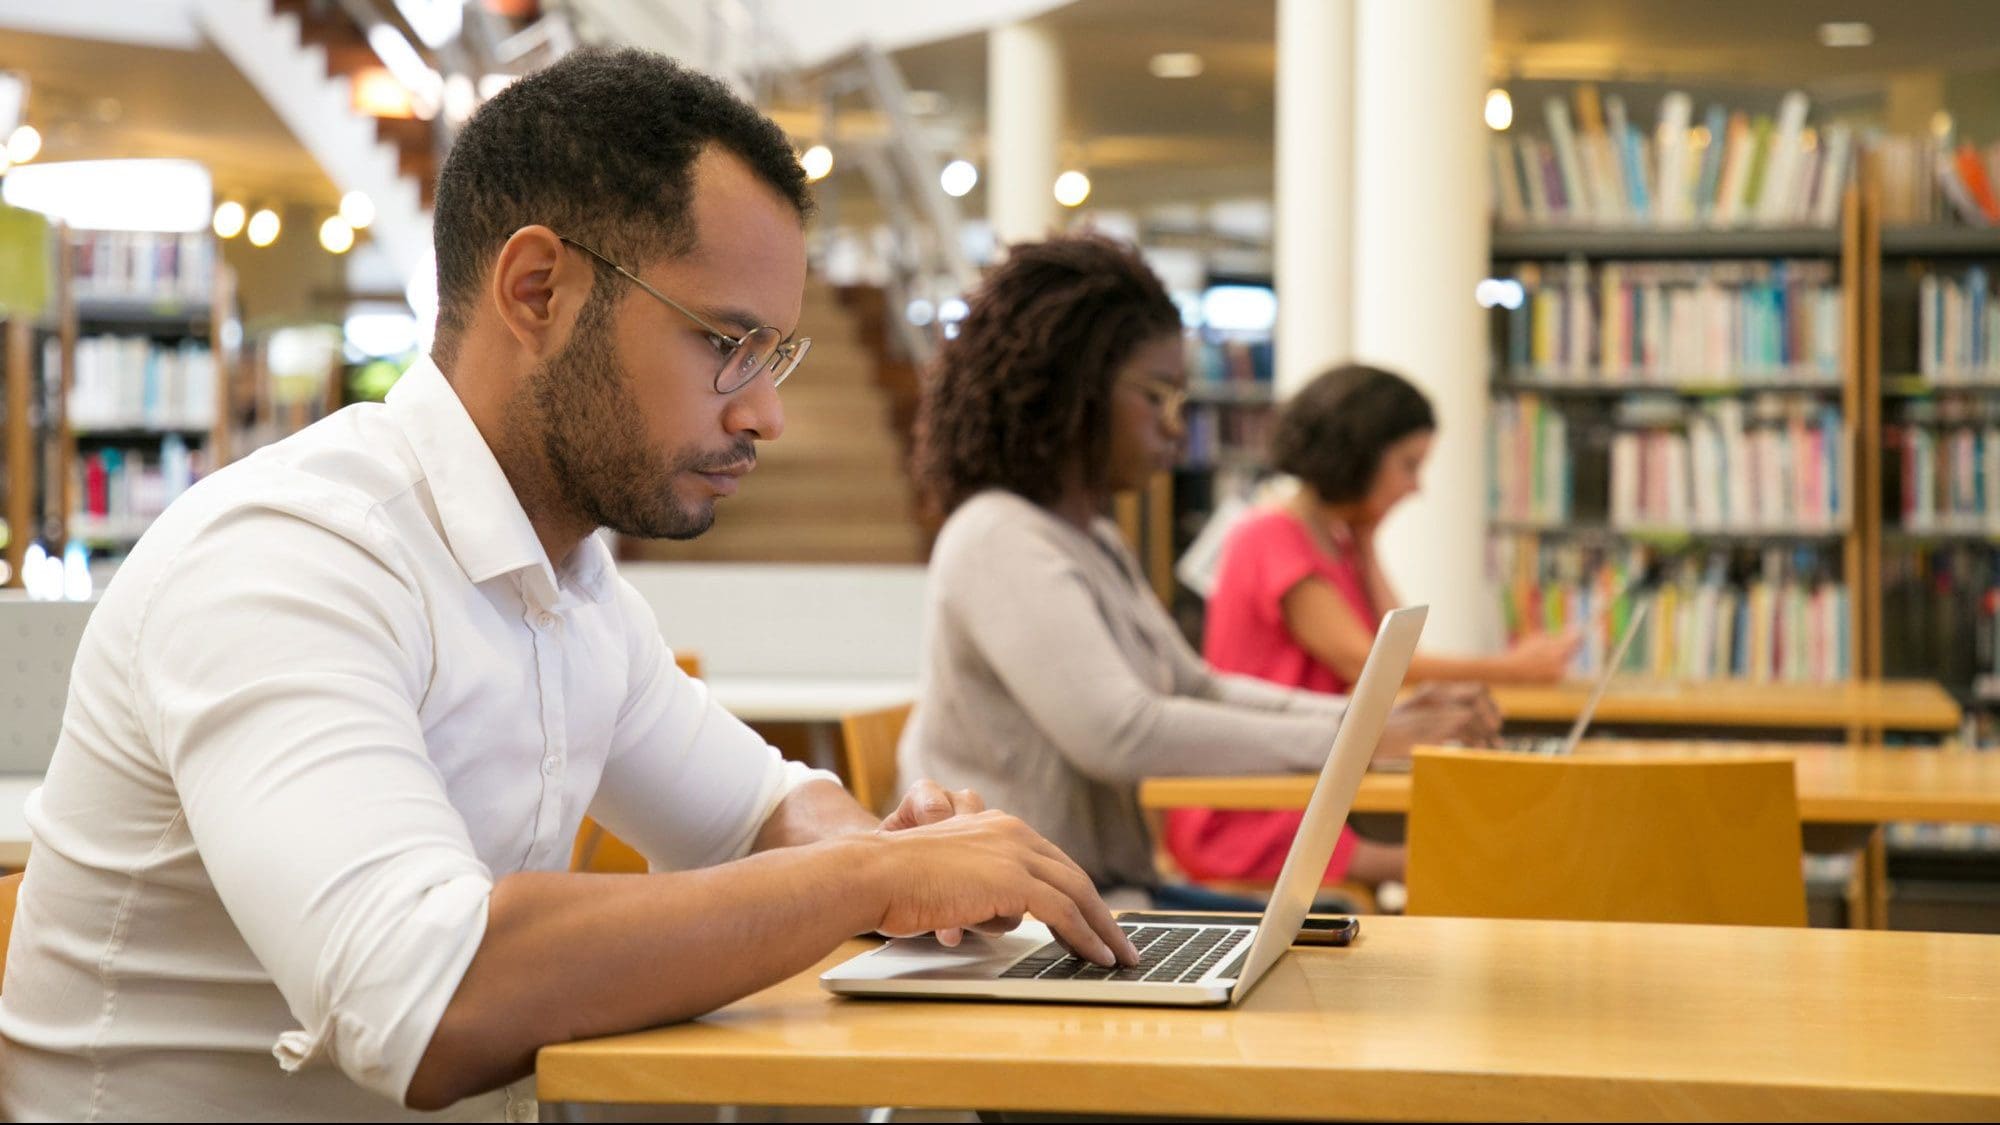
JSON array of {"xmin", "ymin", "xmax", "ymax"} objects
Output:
[{"xmin": 488, "ymin": 225, "xmax": 595, "ymax": 359}]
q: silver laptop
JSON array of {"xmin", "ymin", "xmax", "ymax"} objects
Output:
[
  {"xmin": 1501, "ymin": 600, "xmax": 1650, "ymax": 757},
  {"xmin": 820, "ymin": 604, "xmax": 1427, "ymax": 1008}
]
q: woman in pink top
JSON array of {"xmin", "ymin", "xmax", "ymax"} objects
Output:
[{"xmin": 1165, "ymin": 364, "xmax": 1578, "ymax": 888}]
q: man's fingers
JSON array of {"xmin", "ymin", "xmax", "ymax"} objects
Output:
[{"xmin": 1029, "ymin": 854, "xmax": 1138, "ymax": 966}]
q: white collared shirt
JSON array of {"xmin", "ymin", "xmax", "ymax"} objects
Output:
[{"xmin": 0, "ymin": 358, "xmax": 832, "ymax": 1121}]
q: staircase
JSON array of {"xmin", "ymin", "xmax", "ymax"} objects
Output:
[
  {"xmin": 627, "ymin": 283, "xmax": 926, "ymax": 564},
  {"xmin": 194, "ymin": 0, "xmax": 433, "ymax": 276}
]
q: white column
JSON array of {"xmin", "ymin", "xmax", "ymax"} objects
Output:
[
  {"xmin": 987, "ymin": 21, "xmax": 1063, "ymax": 247},
  {"xmin": 1274, "ymin": 0, "xmax": 1354, "ymax": 398},
  {"xmin": 1352, "ymin": 0, "xmax": 1494, "ymax": 652}
]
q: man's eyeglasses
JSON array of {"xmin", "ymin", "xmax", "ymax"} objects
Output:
[
  {"xmin": 558, "ymin": 235, "xmax": 812, "ymax": 394},
  {"xmin": 1120, "ymin": 374, "xmax": 1188, "ymax": 426}
]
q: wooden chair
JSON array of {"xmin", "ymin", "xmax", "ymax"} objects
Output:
[
  {"xmin": 0, "ymin": 870, "xmax": 22, "ymax": 993},
  {"xmin": 570, "ymin": 652, "xmax": 704, "ymax": 874},
  {"xmin": 1405, "ymin": 750, "xmax": 1806, "ymax": 927},
  {"xmin": 838, "ymin": 703, "xmax": 914, "ymax": 817}
]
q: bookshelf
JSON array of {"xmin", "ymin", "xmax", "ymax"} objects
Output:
[
  {"xmin": 1486, "ymin": 177, "xmax": 1865, "ymax": 686},
  {"xmin": 1873, "ymin": 198, "xmax": 2000, "ymax": 743},
  {"xmin": 54, "ymin": 229, "xmax": 238, "ymax": 562}
]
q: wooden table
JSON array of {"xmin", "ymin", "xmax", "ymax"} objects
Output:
[
  {"xmin": 1140, "ymin": 743, "xmax": 2000, "ymax": 929},
  {"xmin": 1489, "ymin": 678, "xmax": 1961, "ymax": 737},
  {"xmin": 536, "ymin": 914, "xmax": 2000, "ymax": 1121}
]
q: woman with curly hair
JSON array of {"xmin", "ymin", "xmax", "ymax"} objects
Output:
[{"xmin": 898, "ymin": 234, "xmax": 1497, "ymax": 896}]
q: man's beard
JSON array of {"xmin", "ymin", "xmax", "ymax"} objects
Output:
[{"xmin": 527, "ymin": 300, "xmax": 752, "ymax": 541}]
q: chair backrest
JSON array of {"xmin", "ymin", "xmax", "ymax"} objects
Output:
[
  {"xmin": 0, "ymin": 870, "xmax": 23, "ymax": 992},
  {"xmin": 839, "ymin": 702, "xmax": 914, "ymax": 817},
  {"xmin": 1406, "ymin": 751, "xmax": 1806, "ymax": 927},
  {"xmin": 569, "ymin": 652, "xmax": 705, "ymax": 874}
]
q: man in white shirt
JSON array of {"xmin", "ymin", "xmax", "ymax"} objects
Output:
[{"xmin": 0, "ymin": 48, "xmax": 1137, "ymax": 1121}]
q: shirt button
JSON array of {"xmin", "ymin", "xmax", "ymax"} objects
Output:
[
  {"xmin": 541, "ymin": 756, "xmax": 560, "ymax": 775},
  {"xmin": 537, "ymin": 612, "xmax": 556, "ymax": 629}
]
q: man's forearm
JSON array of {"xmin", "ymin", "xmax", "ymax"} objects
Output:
[
  {"xmin": 406, "ymin": 833, "xmax": 888, "ymax": 1110},
  {"xmin": 751, "ymin": 778, "xmax": 880, "ymax": 851}
]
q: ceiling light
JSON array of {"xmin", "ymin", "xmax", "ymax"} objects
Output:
[
  {"xmin": 940, "ymin": 159, "xmax": 978, "ymax": 198},
  {"xmin": 7, "ymin": 124, "xmax": 41, "ymax": 163},
  {"xmin": 3, "ymin": 159, "xmax": 212, "ymax": 232},
  {"xmin": 213, "ymin": 201, "xmax": 246, "ymax": 239},
  {"xmin": 340, "ymin": 190, "xmax": 375, "ymax": 229},
  {"xmin": 247, "ymin": 208, "xmax": 281, "ymax": 247},
  {"xmin": 1818, "ymin": 22, "xmax": 1872, "ymax": 48},
  {"xmin": 351, "ymin": 68, "xmax": 417, "ymax": 118},
  {"xmin": 1484, "ymin": 88, "xmax": 1513, "ymax": 131},
  {"xmin": 801, "ymin": 144, "xmax": 834, "ymax": 182},
  {"xmin": 319, "ymin": 215, "xmax": 355, "ymax": 254},
  {"xmin": 1053, "ymin": 170, "xmax": 1091, "ymax": 208},
  {"xmin": 1148, "ymin": 52, "xmax": 1204, "ymax": 79}
]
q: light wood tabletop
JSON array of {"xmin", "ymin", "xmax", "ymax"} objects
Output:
[
  {"xmin": 1139, "ymin": 743, "xmax": 2000, "ymax": 825},
  {"xmin": 1488, "ymin": 678, "xmax": 1961, "ymax": 732},
  {"xmin": 536, "ymin": 914, "xmax": 2000, "ymax": 1120}
]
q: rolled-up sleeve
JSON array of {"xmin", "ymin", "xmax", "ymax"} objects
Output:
[
  {"xmin": 133, "ymin": 502, "xmax": 493, "ymax": 1105},
  {"xmin": 587, "ymin": 582, "xmax": 837, "ymax": 872}
]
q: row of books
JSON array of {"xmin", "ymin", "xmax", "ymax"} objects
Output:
[
  {"xmin": 1873, "ymin": 133, "xmax": 2000, "ymax": 227},
  {"xmin": 70, "ymin": 436, "xmax": 202, "ymax": 536},
  {"xmin": 1488, "ymin": 394, "xmax": 1570, "ymax": 524},
  {"xmin": 1179, "ymin": 405, "xmax": 1274, "ymax": 471},
  {"xmin": 1884, "ymin": 414, "xmax": 2000, "ymax": 531},
  {"xmin": 1491, "ymin": 538, "xmax": 1852, "ymax": 682},
  {"xmin": 69, "ymin": 231, "xmax": 216, "ymax": 305},
  {"xmin": 1501, "ymin": 259, "xmax": 1843, "ymax": 381},
  {"xmin": 1608, "ymin": 400, "xmax": 1846, "ymax": 531},
  {"xmin": 1187, "ymin": 337, "xmax": 1274, "ymax": 387},
  {"xmin": 1917, "ymin": 267, "xmax": 2000, "ymax": 379},
  {"xmin": 1884, "ymin": 544, "xmax": 2000, "ymax": 709},
  {"xmin": 63, "ymin": 336, "xmax": 217, "ymax": 432},
  {"xmin": 1491, "ymin": 88, "xmax": 1851, "ymax": 230}
]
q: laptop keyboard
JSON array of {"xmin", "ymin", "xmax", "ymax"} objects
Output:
[
  {"xmin": 999, "ymin": 924, "xmax": 1251, "ymax": 985},
  {"xmin": 1499, "ymin": 735, "xmax": 1570, "ymax": 756}
]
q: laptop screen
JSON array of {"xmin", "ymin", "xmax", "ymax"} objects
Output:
[{"xmin": 1226, "ymin": 605, "xmax": 1427, "ymax": 1002}]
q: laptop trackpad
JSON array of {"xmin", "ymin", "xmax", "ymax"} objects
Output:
[{"xmin": 826, "ymin": 920, "xmax": 1057, "ymax": 981}]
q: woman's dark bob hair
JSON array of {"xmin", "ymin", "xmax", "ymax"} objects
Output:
[{"xmin": 1271, "ymin": 363, "xmax": 1436, "ymax": 504}]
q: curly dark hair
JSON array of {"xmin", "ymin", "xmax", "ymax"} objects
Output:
[
  {"xmin": 1272, "ymin": 364, "xmax": 1436, "ymax": 504},
  {"xmin": 914, "ymin": 235, "xmax": 1182, "ymax": 517},
  {"xmin": 430, "ymin": 47, "xmax": 814, "ymax": 368}
]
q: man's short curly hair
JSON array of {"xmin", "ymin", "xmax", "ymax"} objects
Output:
[
  {"xmin": 1272, "ymin": 364, "xmax": 1436, "ymax": 504},
  {"xmin": 914, "ymin": 235, "xmax": 1182, "ymax": 517},
  {"xmin": 429, "ymin": 47, "xmax": 813, "ymax": 367}
]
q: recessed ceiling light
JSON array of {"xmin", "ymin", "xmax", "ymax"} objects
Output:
[
  {"xmin": 801, "ymin": 144, "xmax": 833, "ymax": 182},
  {"xmin": 1149, "ymin": 52, "xmax": 1204, "ymax": 79},
  {"xmin": 1053, "ymin": 170, "xmax": 1091, "ymax": 208},
  {"xmin": 1818, "ymin": 21, "xmax": 1873, "ymax": 48}
]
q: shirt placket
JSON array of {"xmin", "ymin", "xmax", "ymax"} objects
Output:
[{"xmin": 524, "ymin": 591, "xmax": 570, "ymax": 870}]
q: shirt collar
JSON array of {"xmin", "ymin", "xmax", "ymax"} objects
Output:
[{"xmin": 386, "ymin": 357, "xmax": 615, "ymax": 606}]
